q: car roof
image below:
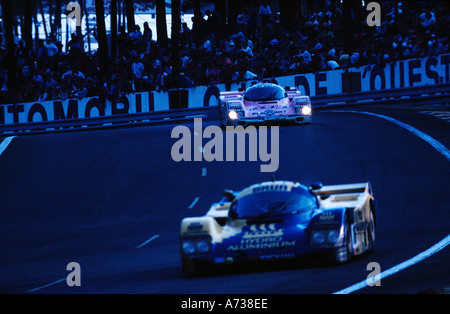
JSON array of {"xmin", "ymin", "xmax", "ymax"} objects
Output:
[
  {"xmin": 245, "ymin": 82, "xmax": 284, "ymax": 93},
  {"xmin": 235, "ymin": 180, "xmax": 307, "ymax": 199}
]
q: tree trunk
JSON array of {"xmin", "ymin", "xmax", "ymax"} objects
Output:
[
  {"xmin": 193, "ymin": 0, "xmax": 201, "ymax": 45},
  {"xmin": 95, "ymin": 0, "xmax": 109, "ymax": 75},
  {"xmin": 279, "ymin": 0, "xmax": 302, "ymax": 31},
  {"xmin": 83, "ymin": 0, "xmax": 91, "ymax": 55},
  {"xmin": 171, "ymin": 0, "xmax": 181, "ymax": 88},
  {"xmin": 38, "ymin": 1, "xmax": 49, "ymax": 40},
  {"xmin": 214, "ymin": 0, "xmax": 226, "ymax": 35},
  {"xmin": 342, "ymin": 0, "xmax": 356, "ymax": 52},
  {"xmin": 125, "ymin": 0, "xmax": 135, "ymax": 34},
  {"xmin": 54, "ymin": 0, "xmax": 62, "ymax": 42},
  {"xmin": 156, "ymin": 0, "xmax": 168, "ymax": 46},
  {"xmin": 111, "ymin": 0, "xmax": 118, "ymax": 61},
  {"xmin": 3, "ymin": 0, "xmax": 17, "ymax": 101},
  {"xmin": 23, "ymin": 0, "xmax": 33, "ymax": 51}
]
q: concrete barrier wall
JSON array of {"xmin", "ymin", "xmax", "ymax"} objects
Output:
[{"xmin": 1, "ymin": 54, "xmax": 448, "ymax": 126}]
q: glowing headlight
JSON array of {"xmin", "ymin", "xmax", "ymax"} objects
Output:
[
  {"xmin": 301, "ymin": 106, "xmax": 312, "ymax": 115},
  {"xmin": 312, "ymin": 231, "xmax": 325, "ymax": 245},
  {"xmin": 196, "ymin": 240, "xmax": 210, "ymax": 253},
  {"xmin": 182, "ymin": 241, "xmax": 196, "ymax": 254},
  {"xmin": 327, "ymin": 230, "xmax": 340, "ymax": 243},
  {"xmin": 228, "ymin": 110, "xmax": 238, "ymax": 120}
]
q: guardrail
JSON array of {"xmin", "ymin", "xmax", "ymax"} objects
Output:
[
  {"xmin": 1, "ymin": 83, "xmax": 449, "ymax": 135},
  {"xmin": 0, "ymin": 106, "xmax": 216, "ymax": 135}
]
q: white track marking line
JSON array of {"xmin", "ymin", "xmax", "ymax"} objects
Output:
[
  {"xmin": 0, "ymin": 136, "xmax": 16, "ymax": 158},
  {"xmin": 328, "ymin": 110, "xmax": 450, "ymax": 294},
  {"xmin": 327, "ymin": 110, "xmax": 450, "ymax": 161},
  {"xmin": 30, "ymin": 234, "xmax": 161, "ymax": 292},
  {"xmin": 28, "ymin": 278, "xmax": 66, "ymax": 293},
  {"xmin": 334, "ymin": 234, "xmax": 450, "ymax": 294},
  {"xmin": 135, "ymin": 234, "xmax": 160, "ymax": 249},
  {"xmin": 188, "ymin": 197, "xmax": 200, "ymax": 209}
]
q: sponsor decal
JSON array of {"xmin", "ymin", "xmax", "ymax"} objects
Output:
[
  {"xmin": 260, "ymin": 253, "xmax": 295, "ymax": 260},
  {"xmin": 227, "ymin": 224, "xmax": 295, "ymax": 251},
  {"xmin": 251, "ymin": 110, "xmax": 287, "ymax": 116},
  {"xmin": 187, "ymin": 222, "xmax": 203, "ymax": 232},
  {"xmin": 243, "ymin": 224, "xmax": 283, "ymax": 239},
  {"xmin": 248, "ymin": 105, "xmax": 289, "ymax": 111},
  {"xmin": 227, "ymin": 239, "xmax": 296, "ymax": 251},
  {"xmin": 319, "ymin": 212, "xmax": 335, "ymax": 222}
]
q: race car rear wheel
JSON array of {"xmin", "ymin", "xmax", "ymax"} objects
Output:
[{"xmin": 366, "ymin": 209, "xmax": 376, "ymax": 253}]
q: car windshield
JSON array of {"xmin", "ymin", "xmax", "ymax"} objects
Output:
[
  {"xmin": 244, "ymin": 84, "xmax": 287, "ymax": 101},
  {"xmin": 230, "ymin": 186, "xmax": 317, "ymax": 219}
]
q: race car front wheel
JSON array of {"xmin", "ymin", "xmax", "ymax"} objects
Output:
[
  {"xmin": 335, "ymin": 218, "xmax": 353, "ymax": 263},
  {"xmin": 218, "ymin": 104, "xmax": 229, "ymax": 128},
  {"xmin": 182, "ymin": 258, "xmax": 214, "ymax": 275}
]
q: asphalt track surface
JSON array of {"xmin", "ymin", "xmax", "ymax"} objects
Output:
[{"xmin": 0, "ymin": 106, "xmax": 449, "ymax": 294}]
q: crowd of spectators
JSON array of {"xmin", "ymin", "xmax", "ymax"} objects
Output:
[{"xmin": 0, "ymin": 0, "xmax": 448, "ymax": 104}]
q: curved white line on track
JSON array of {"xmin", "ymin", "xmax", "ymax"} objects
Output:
[
  {"xmin": 0, "ymin": 136, "xmax": 16, "ymax": 158},
  {"xmin": 328, "ymin": 110, "xmax": 450, "ymax": 294},
  {"xmin": 327, "ymin": 110, "xmax": 450, "ymax": 161},
  {"xmin": 334, "ymin": 234, "xmax": 450, "ymax": 294},
  {"xmin": 28, "ymin": 278, "xmax": 66, "ymax": 293}
]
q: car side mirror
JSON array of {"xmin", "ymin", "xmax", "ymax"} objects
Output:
[
  {"xmin": 223, "ymin": 189, "xmax": 235, "ymax": 202},
  {"xmin": 310, "ymin": 182, "xmax": 323, "ymax": 191}
]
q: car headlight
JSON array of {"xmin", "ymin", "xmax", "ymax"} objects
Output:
[
  {"xmin": 327, "ymin": 230, "xmax": 340, "ymax": 244},
  {"xmin": 181, "ymin": 238, "xmax": 212, "ymax": 255},
  {"xmin": 301, "ymin": 106, "xmax": 312, "ymax": 115},
  {"xmin": 311, "ymin": 229, "xmax": 342, "ymax": 247},
  {"xmin": 196, "ymin": 240, "xmax": 211, "ymax": 253},
  {"xmin": 312, "ymin": 231, "xmax": 325, "ymax": 245},
  {"xmin": 228, "ymin": 110, "xmax": 238, "ymax": 120},
  {"xmin": 182, "ymin": 241, "xmax": 196, "ymax": 255}
]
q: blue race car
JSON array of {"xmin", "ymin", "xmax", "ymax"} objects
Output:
[{"xmin": 180, "ymin": 180, "xmax": 376, "ymax": 274}]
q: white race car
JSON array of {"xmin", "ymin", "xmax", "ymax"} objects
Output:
[{"xmin": 218, "ymin": 83, "xmax": 312, "ymax": 127}]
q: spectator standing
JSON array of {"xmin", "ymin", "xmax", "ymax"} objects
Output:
[
  {"xmin": 36, "ymin": 40, "xmax": 47, "ymax": 68},
  {"xmin": 237, "ymin": 9, "xmax": 249, "ymax": 33},
  {"xmin": 67, "ymin": 33, "xmax": 82, "ymax": 63},
  {"xmin": 143, "ymin": 22, "xmax": 153, "ymax": 53},
  {"xmin": 131, "ymin": 57, "xmax": 144, "ymax": 79},
  {"xmin": 16, "ymin": 40, "xmax": 28, "ymax": 67},
  {"xmin": 45, "ymin": 39, "xmax": 59, "ymax": 57},
  {"xmin": 259, "ymin": 0, "xmax": 272, "ymax": 26},
  {"xmin": 118, "ymin": 26, "xmax": 128, "ymax": 58}
]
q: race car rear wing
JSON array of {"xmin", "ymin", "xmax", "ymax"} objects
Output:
[
  {"xmin": 219, "ymin": 91, "xmax": 244, "ymax": 102},
  {"xmin": 313, "ymin": 182, "xmax": 374, "ymax": 211},
  {"xmin": 312, "ymin": 182, "xmax": 373, "ymax": 197},
  {"xmin": 285, "ymin": 87, "xmax": 303, "ymax": 99}
]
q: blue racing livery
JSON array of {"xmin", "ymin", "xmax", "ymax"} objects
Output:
[{"xmin": 180, "ymin": 180, "xmax": 376, "ymax": 274}]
